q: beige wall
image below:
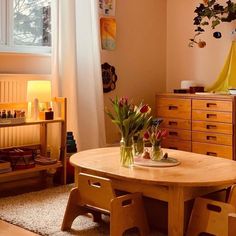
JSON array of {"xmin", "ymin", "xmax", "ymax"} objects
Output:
[
  {"xmin": 3, "ymin": 1, "xmax": 234, "ymax": 144},
  {"xmin": 0, "ymin": 53, "xmax": 50, "ymax": 74},
  {"xmin": 167, "ymin": 0, "xmax": 235, "ymax": 91},
  {"xmin": 102, "ymin": 0, "xmax": 167, "ymax": 144}
]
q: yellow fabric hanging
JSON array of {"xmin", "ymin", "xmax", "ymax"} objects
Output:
[{"xmin": 207, "ymin": 41, "xmax": 236, "ymax": 92}]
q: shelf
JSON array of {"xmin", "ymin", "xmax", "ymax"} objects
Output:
[
  {"xmin": 0, "ymin": 118, "xmax": 64, "ymax": 128},
  {"xmin": 0, "ymin": 97, "xmax": 67, "ymax": 186},
  {"xmin": 0, "ymin": 161, "xmax": 62, "ymax": 178}
]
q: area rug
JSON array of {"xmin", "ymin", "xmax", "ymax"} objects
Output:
[{"xmin": 0, "ymin": 185, "xmax": 164, "ymax": 236}]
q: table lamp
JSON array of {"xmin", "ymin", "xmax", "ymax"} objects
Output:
[{"xmin": 27, "ymin": 80, "xmax": 52, "ymax": 120}]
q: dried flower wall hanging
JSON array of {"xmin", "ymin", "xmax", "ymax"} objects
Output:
[{"xmin": 189, "ymin": 0, "xmax": 236, "ymax": 48}]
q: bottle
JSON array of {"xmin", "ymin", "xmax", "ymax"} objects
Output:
[
  {"xmin": 7, "ymin": 110, "xmax": 13, "ymax": 118},
  {"xmin": 2, "ymin": 110, "xmax": 6, "ymax": 118},
  {"xmin": 46, "ymin": 145, "xmax": 51, "ymax": 158}
]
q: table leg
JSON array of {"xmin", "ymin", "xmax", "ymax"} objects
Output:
[{"xmin": 168, "ymin": 186, "xmax": 184, "ymax": 236}]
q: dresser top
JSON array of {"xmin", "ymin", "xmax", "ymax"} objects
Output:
[{"xmin": 156, "ymin": 93, "xmax": 235, "ymax": 101}]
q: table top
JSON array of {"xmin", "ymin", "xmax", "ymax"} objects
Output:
[{"xmin": 70, "ymin": 147, "xmax": 236, "ymax": 187}]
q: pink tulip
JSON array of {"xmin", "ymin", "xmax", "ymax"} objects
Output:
[
  {"xmin": 161, "ymin": 129, "xmax": 168, "ymax": 138},
  {"xmin": 119, "ymin": 97, "xmax": 128, "ymax": 107},
  {"xmin": 155, "ymin": 130, "xmax": 162, "ymax": 139}
]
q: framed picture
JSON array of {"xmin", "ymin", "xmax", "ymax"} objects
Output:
[{"xmin": 99, "ymin": 0, "xmax": 116, "ymax": 16}]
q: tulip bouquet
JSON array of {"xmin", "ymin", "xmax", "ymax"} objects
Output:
[
  {"xmin": 144, "ymin": 125, "xmax": 168, "ymax": 161},
  {"xmin": 106, "ymin": 96, "xmax": 152, "ymax": 167},
  {"xmin": 144, "ymin": 126, "xmax": 168, "ymax": 146}
]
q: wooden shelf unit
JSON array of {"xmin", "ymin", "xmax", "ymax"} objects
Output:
[{"xmin": 0, "ymin": 97, "xmax": 67, "ymax": 185}]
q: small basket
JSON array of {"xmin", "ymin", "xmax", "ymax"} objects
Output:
[
  {"xmin": 0, "ymin": 148, "xmax": 35, "ymax": 170},
  {"xmin": 0, "ymin": 117, "xmax": 26, "ymax": 125}
]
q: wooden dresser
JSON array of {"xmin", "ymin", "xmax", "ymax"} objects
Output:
[{"xmin": 156, "ymin": 93, "xmax": 236, "ymax": 160}]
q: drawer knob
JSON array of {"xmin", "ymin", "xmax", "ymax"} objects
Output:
[
  {"xmin": 169, "ymin": 131, "xmax": 178, "ymax": 136},
  {"xmin": 207, "ymin": 152, "xmax": 217, "ymax": 156},
  {"xmin": 206, "ymin": 103, "xmax": 217, "ymax": 108},
  {"xmin": 206, "ymin": 114, "xmax": 217, "ymax": 119},
  {"xmin": 169, "ymin": 121, "xmax": 178, "ymax": 126},
  {"xmin": 207, "ymin": 136, "xmax": 217, "ymax": 141},
  {"xmin": 168, "ymin": 105, "xmax": 178, "ymax": 110},
  {"xmin": 206, "ymin": 125, "xmax": 217, "ymax": 129}
]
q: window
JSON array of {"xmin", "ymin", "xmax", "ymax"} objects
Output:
[{"xmin": 0, "ymin": 0, "xmax": 51, "ymax": 54}]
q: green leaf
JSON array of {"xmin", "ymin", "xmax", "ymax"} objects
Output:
[
  {"xmin": 212, "ymin": 19, "xmax": 220, "ymax": 28},
  {"xmin": 201, "ymin": 21, "xmax": 209, "ymax": 26}
]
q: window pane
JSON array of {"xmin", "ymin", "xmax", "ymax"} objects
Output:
[
  {"xmin": 0, "ymin": 0, "xmax": 7, "ymax": 45},
  {"xmin": 13, "ymin": 0, "xmax": 51, "ymax": 47}
]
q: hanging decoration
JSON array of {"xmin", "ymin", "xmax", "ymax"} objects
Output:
[
  {"xmin": 101, "ymin": 63, "xmax": 118, "ymax": 93},
  {"xmin": 100, "ymin": 17, "xmax": 116, "ymax": 50},
  {"xmin": 189, "ymin": 0, "xmax": 236, "ymax": 48},
  {"xmin": 99, "ymin": 0, "xmax": 116, "ymax": 17}
]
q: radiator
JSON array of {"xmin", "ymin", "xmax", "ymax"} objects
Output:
[{"xmin": 0, "ymin": 75, "xmax": 50, "ymax": 148}]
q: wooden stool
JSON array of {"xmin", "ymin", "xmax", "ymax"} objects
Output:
[
  {"xmin": 61, "ymin": 173, "xmax": 149, "ymax": 236},
  {"xmin": 228, "ymin": 213, "xmax": 236, "ymax": 236},
  {"xmin": 186, "ymin": 188, "xmax": 236, "ymax": 236},
  {"xmin": 227, "ymin": 185, "xmax": 236, "ymax": 206}
]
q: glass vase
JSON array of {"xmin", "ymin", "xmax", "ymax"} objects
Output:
[
  {"xmin": 132, "ymin": 135, "xmax": 144, "ymax": 156},
  {"xmin": 151, "ymin": 144, "xmax": 163, "ymax": 161},
  {"xmin": 120, "ymin": 137, "xmax": 134, "ymax": 168}
]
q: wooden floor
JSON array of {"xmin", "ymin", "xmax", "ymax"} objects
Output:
[{"xmin": 0, "ymin": 220, "xmax": 38, "ymax": 236}]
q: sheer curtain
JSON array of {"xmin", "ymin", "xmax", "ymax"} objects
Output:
[{"xmin": 51, "ymin": 0, "xmax": 106, "ymax": 151}]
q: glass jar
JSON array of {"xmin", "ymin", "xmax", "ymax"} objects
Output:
[
  {"xmin": 120, "ymin": 137, "xmax": 134, "ymax": 168},
  {"xmin": 132, "ymin": 135, "xmax": 144, "ymax": 156},
  {"xmin": 151, "ymin": 144, "xmax": 163, "ymax": 161}
]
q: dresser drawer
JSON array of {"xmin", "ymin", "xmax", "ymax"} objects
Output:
[
  {"xmin": 192, "ymin": 142, "xmax": 232, "ymax": 159},
  {"xmin": 192, "ymin": 110, "xmax": 232, "ymax": 123},
  {"xmin": 192, "ymin": 132, "xmax": 232, "ymax": 145},
  {"xmin": 192, "ymin": 121, "xmax": 232, "ymax": 134},
  {"xmin": 162, "ymin": 139, "xmax": 191, "ymax": 152},
  {"xmin": 157, "ymin": 98, "xmax": 191, "ymax": 119},
  {"xmin": 192, "ymin": 99, "xmax": 232, "ymax": 112},
  {"xmin": 161, "ymin": 118, "xmax": 191, "ymax": 130},
  {"xmin": 166, "ymin": 129, "xmax": 191, "ymax": 140}
]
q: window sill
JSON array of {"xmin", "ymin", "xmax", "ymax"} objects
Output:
[
  {"xmin": 0, "ymin": 51, "xmax": 51, "ymax": 57},
  {"xmin": 0, "ymin": 46, "xmax": 51, "ymax": 56}
]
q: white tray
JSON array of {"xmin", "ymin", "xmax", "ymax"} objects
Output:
[{"xmin": 134, "ymin": 156, "xmax": 180, "ymax": 167}]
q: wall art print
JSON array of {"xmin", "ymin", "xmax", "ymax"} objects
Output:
[
  {"xmin": 99, "ymin": 0, "xmax": 116, "ymax": 16},
  {"xmin": 100, "ymin": 17, "xmax": 116, "ymax": 51}
]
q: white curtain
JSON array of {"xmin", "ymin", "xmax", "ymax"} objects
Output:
[{"xmin": 51, "ymin": 0, "xmax": 106, "ymax": 151}]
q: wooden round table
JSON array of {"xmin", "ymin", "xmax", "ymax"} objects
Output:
[{"xmin": 70, "ymin": 147, "xmax": 236, "ymax": 236}]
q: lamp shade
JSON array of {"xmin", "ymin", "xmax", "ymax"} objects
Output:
[{"xmin": 27, "ymin": 80, "xmax": 52, "ymax": 102}]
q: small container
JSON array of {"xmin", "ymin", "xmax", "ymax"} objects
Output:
[
  {"xmin": 189, "ymin": 86, "xmax": 205, "ymax": 94},
  {"xmin": 229, "ymin": 89, "xmax": 236, "ymax": 95},
  {"xmin": 181, "ymin": 80, "xmax": 196, "ymax": 89}
]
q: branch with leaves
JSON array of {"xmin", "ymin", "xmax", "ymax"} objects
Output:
[{"xmin": 189, "ymin": 0, "xmax": 236, "ymax": 48}]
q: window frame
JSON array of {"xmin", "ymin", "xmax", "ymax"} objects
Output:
[{"xmin": 0, "ymin": 0, "xmax": 52, "ymax": 55}]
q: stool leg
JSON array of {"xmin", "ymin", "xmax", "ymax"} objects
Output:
[
  {"xmin": 110, "ymin": 192, "xmax": 149, "ymax": 236},
  {"xmin": 91, "ymin": 211, "xmax": 102, "ymax": 223},
  {"xmin": 61, "ymin": 188, "xmax": 87, "ymax": 231},
  {"xmin": 110, "ymin": 223, "xmax": 124, "ymax": 236}
]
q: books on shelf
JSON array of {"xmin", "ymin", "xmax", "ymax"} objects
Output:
[
  {"xmin": 0, "ymin": 160, "xmax": 12, "ymax": 174},
  {"xmin": 0, "ymin": 160, "xmax": 11, "ymax": 169}
]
